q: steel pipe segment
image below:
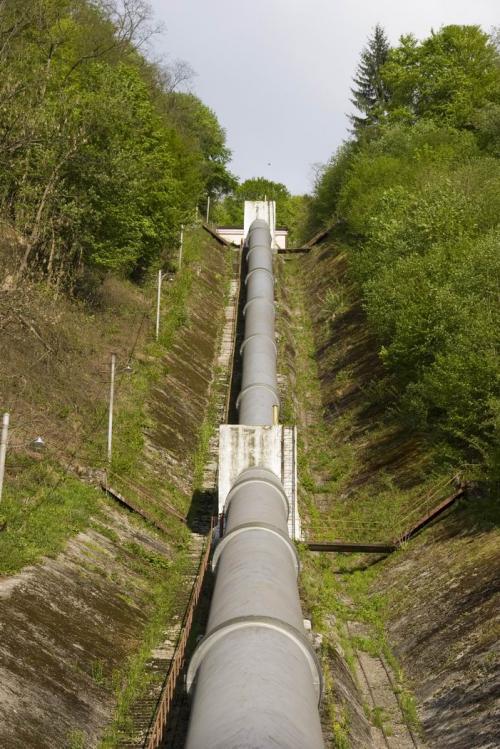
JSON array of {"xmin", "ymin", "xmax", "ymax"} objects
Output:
[
  {"xmin": 246, "ymin": 218, "xmax": 271, "ymax": 248},
  {"xmin": 212, "ymin": 522, "xmax": 299, "ymax": 576},
  {"xmin": 185, "ymin": 622, "xmax": 324, "ymax": 749},
  {"xmin": 240, "ymin": 336, "xmax": 277, "ymax": 390},
  {"xmin": 237, "ymin": 384, "xmax": 279, "ymax": 426},
  {"xmin": 185, "ymin": 218, "xmax": 325, "ymax": 748},
  {"xmin": 243, "ymin": 296, "xmax": 275, "ymax": 340},
  {"xmin": 238, "ymin": 219, "xmax": 278, "ymax": 426},
  {"xmin": 224, "ymin": 466, "xmax": 290, "ymax": 519},
  {"xmin": 240, "ymin": 333, "xmax": 277, "ymax": 357},
  {"xmin": 245, "ymin": 265, "xmax": 275, "ymax": 298},
  {"xmin": 246, "ymin": 244, "xmax": 274, "ymax": 273}
]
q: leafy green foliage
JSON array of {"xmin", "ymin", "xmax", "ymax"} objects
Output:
[
  {"xmin": 307, "ymin": 25, "xmax": 500, "ymax": 482},
  {"xmin": 384, "ymin": 26, "xmax": 500, "ymax": 128},
  {"xmin": 0, "ymin": 0, "xmax": 233, "ymax": 288}
]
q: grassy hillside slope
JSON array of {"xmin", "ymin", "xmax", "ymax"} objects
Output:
[
  {"xmin": 0, "ymin": 227, "xmax": 231, "ymax": 748},
  {"xmin": 277, "ymin": 241, "xmax": 499, "ymax": 748}
]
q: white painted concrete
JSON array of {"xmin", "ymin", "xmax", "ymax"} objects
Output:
[
  {"xmin": 244, "ymin": 201, "xmax": 276, "ymax": 243},
  {"xmin": 218, "ymin": 424, "xmax": 301, "ymax": 539},
  {"xmin": 217, "ymin": 226, "xmax": 288, "ymax": 250},
  {"xmin": 216, "ymin": 228, "xmax": 244, "ymax": 246},
  {"xmin": 217, "ymin": 201, "xmax": 288, "ymax": 250}
]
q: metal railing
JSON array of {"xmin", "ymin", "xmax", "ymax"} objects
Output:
[
  {"xmin": 304, "ymin": 473, "xmax": 465, "ymax": 551},
  {"xmin": 394, "ymin": 473, "xmax": 464, "ymax": 545},
  {"xmin": 146, "ymin": 514, "xmax": 216, "ymax": 749}
]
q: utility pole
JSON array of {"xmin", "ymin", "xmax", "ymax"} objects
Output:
[
  {"xmin": 107, "ymin": 354, "xmax": 116, "ymax": 464},
  {"xmin": 206, "ymin": 195, "xmax": 210, "ymax": 223},
  {"xmin": 179, "ymin": 225, "xmax": 184, "ymax": 270},
  {"xmin": 155, "ymin": 269, "xmax": 163, "ymax": 341},
  {"xmin": 0, "ymin": 412, "xmax": 9, "ymax": 502}
]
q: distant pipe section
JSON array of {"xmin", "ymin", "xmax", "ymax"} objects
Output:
[
  {"xmin": 237, "ymin": 220, "xmax": 279, "ymax": 426},
  {"xmin": 185, "ymin": 219, "xmax": 324, "ymax": 749}
]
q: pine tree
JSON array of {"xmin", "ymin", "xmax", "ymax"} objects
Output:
[{"xmin": 350, "ymin": 24, "xmax": 391, "ymax": 134}]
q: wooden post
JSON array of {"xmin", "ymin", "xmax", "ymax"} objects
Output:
[
  {"xmin": 206, "ymin": 195, "xmax": 210, "ymax": 223},
  {"xmin": 107, "ymin": 354, "xmax": 116, "ymax": 464},
  {"xmin": 155, "ymin": 269, "xmax": 162, "ymax": 341},
  {"xmin": 179, "ymin": 225, "xmax": 184, "ymax": 270},
  {"xmin": 0, "ymin": 412, "xmax": 9, "ymax": 502}
]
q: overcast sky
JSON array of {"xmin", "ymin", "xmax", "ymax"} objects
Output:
[{"xmin": 149, "ymin": 0, "xmax": 498, "ymax": 195}]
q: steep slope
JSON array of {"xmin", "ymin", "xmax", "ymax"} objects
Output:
[
  {"xmin": 0, "ymin": 228, "xmax": 232, "ymax": 748},
  {"xmin": 276, "ymin": 241, "xmax": 499, "ymax": 748}
]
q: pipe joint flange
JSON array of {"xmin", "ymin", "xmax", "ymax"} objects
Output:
[
  {"xmin": 236, "ymin": 383, "xmax": 279, "ymax": 411},
  {"xmin": 224, "ymin": 477, "xmax": 289, "ymax": 519},
  {"xmin": 212, "ymin": 522, "xmax": 299, "ymax": 575},
  {"xmin": 186, "ymin": 615, "xmax": 323, "ymax": 703},
  {"xmin": 242, "ymin": 297, "xmax": 275, "ymax": 317},
  {"xmin": 240, "ymin": 333, "xmax": 277, "ymax": 356},
  {"xmin": 245, "ymin": 267, "xmax": 274, "ymax": 285},
  {"xmin": 247, "ymin": 240, "xmax": 272, "ymax": 251}
]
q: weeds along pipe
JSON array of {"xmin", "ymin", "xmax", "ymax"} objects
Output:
[{"xmin": 185, "ymin": 219, "xmax": 324, "ymax": 749}]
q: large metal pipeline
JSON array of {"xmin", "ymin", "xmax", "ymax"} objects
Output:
[{"xmin": 185, "ymin": 219, "xmax": 324, "ymax": 749}]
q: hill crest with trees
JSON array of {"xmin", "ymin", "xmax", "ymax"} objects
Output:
[{"xmin": 305, "ymin": 23, "xmax": 500, "ymax": 487}]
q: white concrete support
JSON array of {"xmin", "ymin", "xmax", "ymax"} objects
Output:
[
  {"xmin": 243, "ymin": 201, "xmax": 277, "ymax": 248},
  {"xmin": 218, "ymin": 424, "xmax": 301, "ymax": 540}
]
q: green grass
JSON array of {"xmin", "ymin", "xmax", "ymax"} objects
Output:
[
  {"xmin": 276, "ymin": 253, "xmax": 425, "ymax": 738},
  {"xmin": 99, "ymin": 546, "xmax": 190, "ymax": 747},
  {"xmin": 0, "ymin": 457, "xmax": 101, "ymax": 574},
  {"xmin": 67, "ymin": 730, "xmax": 86, "ymax": 749},
  {"xmin": 278, "ymin": 254, "xmax": 456, "ymax": 545},
  {"xmin": 92, "ymin": 229, "xmax": 205, "ymax": 481},
  {"xmin": 98, "ymin": 233, "xmax": 232, "ymax": 746},
  {"xmin": 1, "ymin": 227, "xmax": 231, "ymax": 749},
  {"xmin": 325, "ymin": 663, "xmax": 351, "ymax": 748},
  {"xmin": 299, "ymin": 545, "xmax": 423, "ymax": 738},
  {"xmin": 0, "ymin": 229, "xmax": 215, "ymax": 575}
]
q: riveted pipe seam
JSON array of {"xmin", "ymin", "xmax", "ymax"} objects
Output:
[
  {"xmin": 224, "ymin": 476, "xmax": 289, "ymax": 517},
  {"xmin": 186, "ymin": 615, "xmax": 323, "ymax": 701},
  {"xmin": 212, "ymin": 522, "xmax": 299, "ymax": 575}
]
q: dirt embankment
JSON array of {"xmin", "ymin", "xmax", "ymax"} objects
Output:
[
  {"xmin": 292, "ymin": 240, "xmax": 499, "ymax": 749},
  {"xmin": 0, "ymin": 229, "xmax": 230, "ymax": 748}
]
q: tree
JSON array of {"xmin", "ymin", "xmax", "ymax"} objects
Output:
[
  {"xmin": 164, "ymin": 93, "xmax": 236, "ymax": 200},
  {"xmin": 383, "ymin": 26, "xmax": 500, "ymax": 129},
  {"xmin": 0, "ymin": 0, "xmax": 233, "ymax": 288},
  {"xmin": 350, "ymin": 24, "xmax": 391, "ymax": 135}
]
